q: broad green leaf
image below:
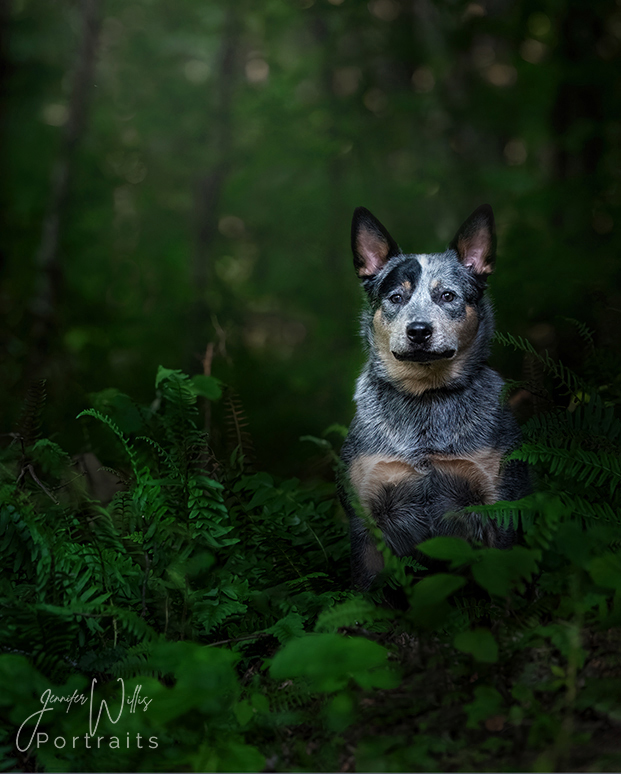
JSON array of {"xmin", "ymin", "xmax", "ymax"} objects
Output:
[
  {"xmin": 589, "ymin": 553, "xmax": 621, "ymax": 590},
  {"xmin": 408, "ymin": 573, "xmax": 465, "ymax": 628},
  {"xmin": 234, "ymin": 700, "xmax": 254, "ymax": 727},
  {"xmin": 155, "ymin": 365, "xmax": 184, "ymax": 388},
  {"xmin": 464, "ymin": 686, "xmax": 504, "ymax": 729},
  {"xmin": 418, "ymin": 537, "xmax": 475, "ymax": 567},
  {"xmin": 472, "ymin": 546, "xmax": 540, "ymax": 596},
  {"xmin": 190, "ymin": 374, "xmax": 223, "ymax": 400},
  {"xmin": 325, "ymin": 691, "xmax": 355, "ymax": 732},
  {"xmin": 270, "ymin": 633, "xmax": 400, "ymax": 692},
  {"xmin": 454, "ymin": 628, "xmax": 498, "ymax": 663}
]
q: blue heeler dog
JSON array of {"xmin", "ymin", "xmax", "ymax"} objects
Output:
[{"xmin": 340, "ymin": 204, "xmax": 530, "ymax": 590}]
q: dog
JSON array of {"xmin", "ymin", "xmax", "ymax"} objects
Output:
[{"xmin": 340, "ymin": 204, "xmax": 530, "ymax": 590}]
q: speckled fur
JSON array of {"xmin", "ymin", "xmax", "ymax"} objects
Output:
[{"xmin": 340, "ymin": 205, "xmax": 530, "ymax": 590}]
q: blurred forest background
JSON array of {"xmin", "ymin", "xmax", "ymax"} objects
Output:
[{"xmin": 1, "ymin": 0, "xmax": 620, "ymax": 476}]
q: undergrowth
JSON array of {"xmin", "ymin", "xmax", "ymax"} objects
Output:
[{"xmin": 0, "ymin": 329, "xmax": 620, "ymax": 773}]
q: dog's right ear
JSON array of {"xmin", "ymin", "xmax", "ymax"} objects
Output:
[
  {"xmin": 449, "ymin": 204, "xmax": 496, "ymax": 278},
  {"xmin": 351, "ymin": 207, "xmax": 399, "ymax": 278}
]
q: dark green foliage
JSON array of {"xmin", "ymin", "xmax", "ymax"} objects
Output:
[
  {"xmin": 0, "ymin": 366, "xmax": 352, "ymax": 770},
  {"xmin": 2, "ymin": 0, "xmax": 621, "ymax": 768},
  {"xmin": 1, "ymin": 331, "xmax": 620, "ymax": 771}
]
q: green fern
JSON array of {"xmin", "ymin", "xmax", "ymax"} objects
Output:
[
  {"xmin": 266, "ymin": 612, "xmax": 306, "ymax": 643},
  {"xmin": 558, "ymin": 316, "xmax": 595, "ymax": 348},
  {"xmin": 16, "ymin": 379, "xmax": 47, "ymax": 449},
  {"xmin": 522, "ymin": 395, "xmax": 621, "ymax": 449},
  {"xmin": 559, "ymin": 493, "xmax": 621, "ymax": 525},
  {"xmin": 225, "ymin": 389, "xmax": 254, "ymax": 464},
  {"xmin": 464, "ymin": 495, "xmax": 537, "ymax": 532},
  {"xmin": 494, "ymin": 330, "xmax": 585, "ymax": 396},
  {"xmin": 78, "ymin": 408, "xmax": 139, "ymax": 478},
  {"xmin": 511, "ymin": 444, "xmax": 621, "ymax": 495},
  {"xmin": 314, "ymin": 597, "xmax": 394, "ymax": 632}
]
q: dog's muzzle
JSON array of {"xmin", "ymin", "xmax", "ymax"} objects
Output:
[
  {"xmin": 392, "ymin": 349, "xmax": 456, "ymax": 363},
  {"xmin": 392, "ymin": 322, "xmax": 455, "ymax": 362}
]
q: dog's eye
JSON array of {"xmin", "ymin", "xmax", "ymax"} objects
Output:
[
  {"xmin": 389, "ymin": 293, "xmax": 403, "ymax": 304},
  {"xmin": 441, "ymin": 291, "xmax": 455, "ymax": 302}
]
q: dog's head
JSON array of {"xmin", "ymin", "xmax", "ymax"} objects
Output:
[{"xmin": 351, "ymin": 205, "xmax": 496, "ymax": 394}]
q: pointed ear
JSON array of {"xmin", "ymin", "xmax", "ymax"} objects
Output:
[
  {"xmin": 351, "ymin": 207, "xmax": 399, "ymax": 278},
  {"xmin": 449, "ymin": 204, "xmax": 496, "ymax": 278}
]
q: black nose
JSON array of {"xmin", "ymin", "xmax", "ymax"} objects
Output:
[{"xmin": 406, "ymin": 322, "xmax": 433, "ymax": 344}]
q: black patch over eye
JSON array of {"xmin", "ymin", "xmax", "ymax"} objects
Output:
[
  {"xmin": 377, "ymin": 259, "xmax": 421, "ymax": 299},
  {"xmin": 389, "ymin": 292, "xmax": 403, "ymax": 304},
  {"xmin": 441, "ymin": 291, "xmax": 455, "ymax": 302}
]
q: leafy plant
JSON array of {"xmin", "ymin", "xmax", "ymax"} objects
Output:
[{"xmin": 1, "ymin": 331, "xmax": 621, "ymax": 772}]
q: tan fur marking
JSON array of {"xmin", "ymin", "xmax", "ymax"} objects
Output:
[
  {"xmin": 373, "ymin": 305, "xmax": 481, "ymax": 396},
  {"xmin": 349, "ymin": 454, "xmax": 426, "ymax": 509},
  {"xmin": 382, "ymin": 358, "xmax": 467, "ymax": 396},
  {"xmin": 458, "ymin": 305, "xmax": 479, "ymax": 350},
  {"xmin": 373, "ymin": 309, "xmax": 464, "ymax": 395},
  {"xmin": 430, "ymin": 448, "xmax": 504, "ymax": 502},
  {"xmin": 402, "ymin": 280, "xmax": 412, "ymax": 291},
  {"xmin": 373, "ymin": 307, "xmax": 392, "ymax": 365}
]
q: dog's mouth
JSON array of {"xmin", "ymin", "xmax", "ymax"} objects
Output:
[{"xmin": 392, "ymin": 349, "xmax": 456, "ymax": 363}]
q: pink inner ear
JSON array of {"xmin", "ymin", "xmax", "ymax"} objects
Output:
[
  {"xmin": 357, "ymin": 231, "xmax": 390, "ymax": 276},
  {"xmin": 460, "ymin": 231, "xmax": 493, "ymax": 275}
]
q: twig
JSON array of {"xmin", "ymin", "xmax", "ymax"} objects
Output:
[
  {"xmin": 18, "ymin": 464, "xmax": 60, "ymax": 504},
  {"xmin": 208, "ymin": 632, "xmax": 271, "ymax": 648},
  {"xmin": 141, "ymin": 551, "xmax": 151, "ymax": 618}
]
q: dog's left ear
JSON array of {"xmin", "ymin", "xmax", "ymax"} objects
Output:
[{"xmin": 449, "ymin": 204, "xmax": 496, "ymax": 278}]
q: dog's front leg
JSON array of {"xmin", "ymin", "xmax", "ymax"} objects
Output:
[
  {"xmin": 349, "ymin": 472, "xmax": 432, "ymax": 590},
  {"xmin": 349, "ymin": 514, "xmax": 384, "ymax": 590}
]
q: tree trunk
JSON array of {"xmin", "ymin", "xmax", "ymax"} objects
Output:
[
  {"xmin": 28, "ymin": 0, "xmax": 102, "ymax": 380},
  {"xmin": 0, "ymin": 0, "xmax": 10, "ymax": 279},
  {"xmin": 190, "ymin": 8, "xmax": 240, "ymax": 364}
]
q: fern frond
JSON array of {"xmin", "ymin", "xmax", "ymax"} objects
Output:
[
  {"xmin": 453, "ymin": 596, "xmax": 495, "ymax": 624},
  {"xmin": 97, "ymin": 466, "xmax": 131, "ymax": 487},
  {"xmin": 494, "ymin": 331, "xmax": 585, "ymax": 396},
  {"xmin": 569, "ymin": 394, "xmax": 621, "ymax": 445},
  {"xmin": 155, "ymin": 366, "xmax": 197, "ymax": 407},
  {"xmin": 314, "ymin": 597, "xmax": 393, "ymax": 633},
  {"xmin": 105, "ymin": 606, "xmax": 159, "ymax": 641},
  {"xmin": 225, "ymin": 389, "xmax": 254, "ymax": 463},
  {"xmin": 558, "ymin": 316, "xmax": 595, "ymax": 348},
  {"xmin": 137, "ymin": 436, "xmax": 178, "ymax": 472},
  {"xmin": 464, "ymin": 495, "xmax": 537, "ymax": 532},
  {"xmin": 267, "ymin": 612, "xmax": 306, "ymax": 643},
  {"xmin": 560, "ymin": 493, "xmax": 621, "ymax": 525},
  {"xmin": 108, "ymin": 650, "xmax": 156, "ymax": 678},
  {"xmin": 521, "ymin": 409, "xmax": 567, "ymax": 443},
  {"xmin": 77, "ymin": 409, "xmax": 139, "ymax": 477},
  {"xmin": 510, "ymin": 444, "xmax": 621, "ymax": 495},
  {"xmin": 521, "ymin": 396, "xmax": 621, "ymax": 452},
  {"xmin": 505, "ymin": 594, "xmax": 558, "ymax": 635},
  {"xmin": 30, "ymin": 439, "xmax": 71, "ymax": 478},
  {"xmin": 16, "ymin": 380, "xmax": 47, "ymax": 448},
  {"xmin": 199, "ymin": 599, "xmax": 248, "ymax": 635}
]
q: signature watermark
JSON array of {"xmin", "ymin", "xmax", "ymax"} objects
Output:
[{"xmin": 16, "ymin": 678, "xmax": 158, "ymax": 751}]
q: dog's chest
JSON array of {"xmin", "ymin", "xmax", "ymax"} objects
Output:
[
  {"xmin": 349, "ymin": 446, "xmax": 503, "ymax": 513},
  {"xmin": 348, "ymin": 397, "xmax": 504, "ymax": 510},
  {"xmin": 376, "ymin": 389, "xmax": 493, "ymax": 452}
]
